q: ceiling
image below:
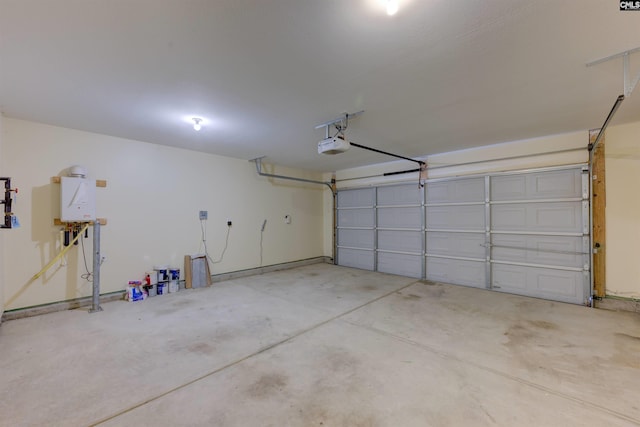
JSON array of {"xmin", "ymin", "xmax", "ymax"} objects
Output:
[{"xmin": 1, "ymin": 0, "xmax": 640, "ymax": 172}]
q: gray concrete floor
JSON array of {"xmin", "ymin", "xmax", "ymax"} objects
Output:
[{"xmin": 1, "ymin": 263, "xmax": 639, "ymax": 427}]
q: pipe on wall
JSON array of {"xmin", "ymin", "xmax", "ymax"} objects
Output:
[{"xmin": 250, "ymin": 157, "xmax": 335, "ymax": 193}]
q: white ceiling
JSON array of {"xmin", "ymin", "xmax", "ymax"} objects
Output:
[{"xmin": 1, "ymin": 0, "xmax": 640, "ymax": 172}]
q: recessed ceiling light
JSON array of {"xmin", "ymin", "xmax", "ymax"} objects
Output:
[
  {"xmin": 385, "ymin": 0, "xmax": 399, "ymax": 15},
  {"xmin": 192, "ymin": 117, "xmax": 202, "ymax": 131}
]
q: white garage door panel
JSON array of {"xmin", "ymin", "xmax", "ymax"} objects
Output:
[
  {"xmin": 491, "ymin": 202, "xmax": 582, "ymax": 233},
  {"xmin": 491, "ymin": 234, "xmax": 585, "ymax": 268},
  {"xmin": 426, "ymin": 231, "xmax": 485, "ymax": 259},
  {"xmin": 378, "ymin": 253, "xmax": 422, "ymax": 278},
  {"xmin": 491, "ymin": 169, "xmax": 582, "ymax": 201},
  {"xmin": 426, "ymin": 205, "xmax": 485, "ymax": 230},
  {"xmin": 338, "ymin": 229, "xmax": 374, "ymax": 249},
  {"xmin": 378, "ymin": 207, "xmax": 421, "ymax": 229},
  {"xmin": 338, "ymin": 209, "xmax": 374, "ymax": 227},
  {"xmin": 336, "ymin": 165, "xmax": 589, "ymax": 305},
  {"xmin": 426, "ymin": 178, "xmax": 485, "ymax": 203},
  {"xmin": 377, "ymin": 184, "xmax": 421, "ymax": 206},
  {"xmin": 492, "ymin": 263, "xmax": 586, "ymax": 304},
  {"xmin": 337, "ymin": 188, "xmax": 375, "ymax": 208},
  {"xmin": 426, "ymin": 257, "xmax": 485, "ymax": 288},
  {"xmin": 378, "ymin": 230, "xmax": 422, "ymax": 253},
  {"xmin": 338, "ymin": 248, "xmax": 374, "ymax": 271}
]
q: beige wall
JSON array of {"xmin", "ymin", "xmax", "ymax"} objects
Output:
[
  {"xmin": 604, "ymin": 121, "xmax": 640, "ymax": 299},
  {"xmin": 2, "ymin": 118, "xmax": 325, "ymax": 311},
  {"xmin": 329, "ymin": 125, "xmax": 640, "ymax": 299}
]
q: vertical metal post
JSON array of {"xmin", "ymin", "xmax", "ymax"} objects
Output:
[
  {"xmin": 583, "ymin": 164, "xmax": 594, "ymax": 307},
  {"xmin": 333, "ymin": 188, "xmax": 338, "ymax": 265},
  {"xmin": 421, "ymin": 182, "xmax": 427, "ymax": 279},
  {"xmin": 484, "ymin": 175, "xmax": 492, "ymax": 289},
  {"xmin": 373, "ymin": 188, "xmax": 378, "ymax": 272},
  {"xmin": 89, "ymin": 221, "xmax": 103, "ymax": 313}
]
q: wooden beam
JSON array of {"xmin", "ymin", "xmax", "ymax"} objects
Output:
[
  {"xmin": 590, "ymin": 130, "xmax": 606, "ymax": 298},
  {"xmin": 184, "ymin": 255, "xmax": 193, "ymax": 289},
  {"xmin": 54, "ymin": 218, "xmax": 107, "ymax": 226},
  {"xmin": 51, "ymin": 176, "xmax": 107, "ymax": 187}
]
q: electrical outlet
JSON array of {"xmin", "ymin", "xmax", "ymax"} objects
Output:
[
  {"xmin": 227, "ymin": 220, "xmax": 232, "ymax": 227},
  {"xmin": 199, "ymin": 210, "xmax": 208, "ymax": 220}
]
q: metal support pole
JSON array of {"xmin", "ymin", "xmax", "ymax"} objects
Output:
[
  {"xmin": 421, "ymin": 183, "xmax": 426, "ymax": 280},
  {"xmin": 484, "ymin": 175, "xmax": 492, "ymax": 290},
  {"xmin": 373, "ymin": 188, "xmax": 378, "ymax": 273},
  {"xmin": 89, "ymin": 221, "xmax": 103, "ymax": 313},
  {"xmin": 586, "ymin": 46, "xmax": 640, "ymax": 97}
]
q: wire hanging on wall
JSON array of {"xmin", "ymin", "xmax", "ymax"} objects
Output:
[{"xmin": 201, "ymin": 219, "xmax": 230, "ymax": 265}]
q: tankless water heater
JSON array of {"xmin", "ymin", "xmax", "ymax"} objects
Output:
[{"xmin": 61, "ymin": 176, "xmax": 96, "ymax": 222}]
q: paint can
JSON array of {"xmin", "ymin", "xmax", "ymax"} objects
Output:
[
  {"xmin": 154, "ymin": 266, "xmax": 168, "ymax": 283},
  {"xmin": 168, "ymin": 281, "xmax": 179, "ymax": 293},
  {"xmin": 157, "ymin": 282, "xmax": 167, "ymax": 295},
  {"xmin": 168, "ymin": 268, "xmax": 180, "ymax": 293}
]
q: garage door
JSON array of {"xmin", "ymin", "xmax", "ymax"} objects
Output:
[
  {"xmin": 425, "ymin": 176, "xmax": 487, "ymax": 288},
  {"xmin": 376, "ymin": 184, "xmax": 423, "ymax": 278},
  {"xmin": 336, "ymin": 184, "xmax": 423, "ymax": 277},
  {"xmin": 336, "ymin": 188, "xmax": 375, "ymax": 270},
  {"xmin": 489, "ymin": 168, "xmax": 590, "ymax": 304},
  {"xmin": 336, "ymin": 165, "xmax": 591, "ymax": 305}
]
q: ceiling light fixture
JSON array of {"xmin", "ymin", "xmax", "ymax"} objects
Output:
[
  {"xmin": 385, "ymin": 0, "xmax": 399, "ymax": 16},
  {"xmin": 192, "ymin": 117, "xmax": 202, "ymax": 131}
]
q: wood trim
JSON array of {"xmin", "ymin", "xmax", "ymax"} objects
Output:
[
  {"xmin": 590, "ymin": 130, "xmax": 606, "ymax": 298},
  {"xmin": 54, "ymin": 218, "xmax": 107, "ymax": 225},
  {"xmin": 51, "ymin": 176, "xmax": 107, "ymax": 187},
  {"xmin": 184, "ymin": 255, "xmax": 193, "ymax": 289}
]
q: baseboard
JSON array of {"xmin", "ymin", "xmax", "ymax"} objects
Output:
[
  {"xmin": 1, "ymin": 256, "xmax": 334, "ymax": 323},
  {"xmin": 596, "ymin": 296, "xmax": 640, "ymax": 313},
  {"xmin": 1, "ymin": 292, "xmax": 124, "ymax": 322},
  {"xmin": 211, "ymin": 256, "xmax": 332, "ymax": 282}
]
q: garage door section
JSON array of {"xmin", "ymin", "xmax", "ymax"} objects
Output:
[
  {"xmin": 425, "ymin": 177, "xmax": 487, "ymax": 288},
  {"xmin": 336, "ymin": 188, "xmax": 375, "ymax": 270},
  {"xmin": 376, "ymin": 184, "xmax": 423, "ymax": 278},
  {"xmin": 336, "ymin": 165, "xmax": 590, "ymax": 305},
  {"xmin": 490, "ymin": 168, "xmax": 590, "ymax": 304}
]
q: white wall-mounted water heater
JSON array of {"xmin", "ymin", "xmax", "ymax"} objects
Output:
[{"xmin": 60, "ymin": 166, "xmax": 96, "ymax": 222}]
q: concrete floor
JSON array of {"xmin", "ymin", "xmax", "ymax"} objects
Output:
[{"xmin": 1, "ymin": 264, "xmax": 639, "ymax": 427}]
